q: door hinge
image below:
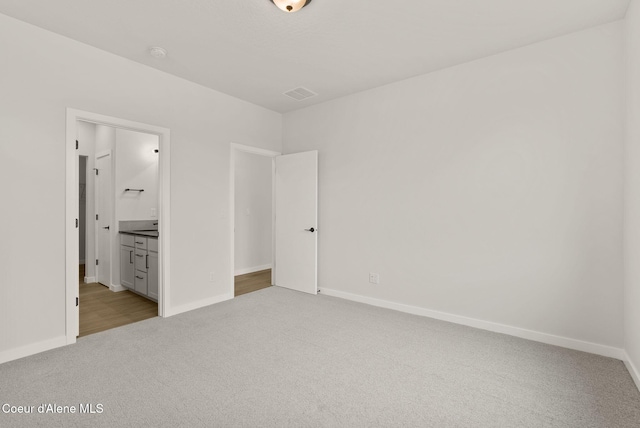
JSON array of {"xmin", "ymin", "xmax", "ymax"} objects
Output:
[
  {"xmin": 96, "ymin": 259, "xmax": 99, "ymax": 266},
  {"xmin": 75, "ymin": 218, "xmax": 78, "ymax": 228},
  {"xmin": 76, "ymin": 140, "xmax": 79, "ymax": 150},
  {"xmin": 76, "ymin": 297, "xmax": 79, "ymax": 307}
]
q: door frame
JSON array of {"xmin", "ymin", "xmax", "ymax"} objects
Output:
[
  {"xmin": 65, "ymin": 108, "xmax": 171, "ymax": 344},
  {"xmin": 229, "ymin": 143, "xmax": 280, "ymax": 297},
  {"xmin": 78, "ymin": 155, "xmax": 89, "ymax": 269},
  {"xmin": 94, "ymin": 149, "xmax": 113, "ymax": 288}
]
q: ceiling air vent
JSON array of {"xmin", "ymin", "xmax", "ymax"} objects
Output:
[{"xmin": 283, "ymin": 87, "xmax": 318, "ymax": 101}]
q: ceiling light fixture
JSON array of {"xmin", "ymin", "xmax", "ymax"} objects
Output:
[
  {"xmin": 270, "ymin": 0, "xmax": 312, "ymax": 13},
  {"xmin": 149, "ymin": 47, "xmax": 167, "ymax": 59}
]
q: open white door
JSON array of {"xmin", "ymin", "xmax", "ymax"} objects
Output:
[
  {"xmin": 275, "ymin": 151, "xmax": 318, "ymax": 295},
  {"xmin": 96, "ymin": 151, "xmax": 112, "ymax": 287}
]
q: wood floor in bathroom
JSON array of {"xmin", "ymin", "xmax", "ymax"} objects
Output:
[
  {"xmin": 78, "ymin": 264, "xmax": 158, "ymax": 337},
  {"xmin": 78, "ymin": 265, "xmax": 272, "ymax": 337}
]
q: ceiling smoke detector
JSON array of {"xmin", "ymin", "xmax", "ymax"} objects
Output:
[
  {"xmin": 270, "ymin": 0, "xmax": 312, "ymax": 13},
  {"xmin": 149, "ymin": 47, "xmax": 167, "ymax": 59},
  {"xmin": 283, "ymin": 87, "xmax": 318, "ymax": 101}
]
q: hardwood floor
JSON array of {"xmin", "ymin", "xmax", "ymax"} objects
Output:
[
  {"xmin": 79, "ymin": 265, "xmax": 157, "ymax": 338},
  {"xmin": 78, "ymin": 265, "xmax": 268, "ymax": 337},
  {"xmin": 235, "ymin": 269, "xmax": 272, "ymax": 297}
]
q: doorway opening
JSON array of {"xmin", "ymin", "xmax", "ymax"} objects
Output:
[
  {"xmin": 231, "ymin": 144, "xmax": 279, "ymax": 297},
  {"xmin": 229, "ymin": 144, "xmax": 319, "ymax": 298},
  {"xmin": 66, "ymin": 109, "xmax": 171, "ymax": 343},
  {"xmin": 76, "ymin": 121, "xmax": 162, "ymax": 336}
]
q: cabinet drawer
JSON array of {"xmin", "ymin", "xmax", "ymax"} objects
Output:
[
  {"xmin": 148, "ymin": 237, "xmax": 158, "ymax": 252},
  {"xmin": 135, "ymin": 249, "xmax": 148, "ymax": 272},
  {"xmin": 121, "ymin": 234, "xmax": 135, "ymax": 247},
  {"xmin": 134, "ymin": 237, "xmax": 148, "ymax": 250},
  {"xmin": 134, "ymin": 271, "xmax": 148, "ymax": 295}
]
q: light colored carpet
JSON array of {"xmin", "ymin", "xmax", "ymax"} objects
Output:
[{"xmin": 1, "ymin": 287, "xmax": 639, "ymax": 427}]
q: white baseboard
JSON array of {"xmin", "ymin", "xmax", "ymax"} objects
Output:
[
  {"xmin": 624, "ymin": 352, "xmax": 640, "ymax": 392},
  {"xmin": 235, "ymin": 264, "xmax": 272, "ymax": 276},
  {"xmin": 84, "ymin": 276, "xmax": 96, "ymax": 284},
  {"xmin": 109, "ymin": 284, "xmax": 126, "ymax": 292},
  {"xmin": 164, "ymin": 292, "xmax": 233, "ymax": 317},
  {"xmin": 0, "ymin": 336, "xmax": 68, "ymax": 365},
  {"xmin": 320, "ymin": 288, "xmax": 625, "ymax": 360}
]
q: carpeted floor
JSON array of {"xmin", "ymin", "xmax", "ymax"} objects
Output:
[{"xmin": 1, "ymin": 287, "xmax": 639, "ymax": 427}]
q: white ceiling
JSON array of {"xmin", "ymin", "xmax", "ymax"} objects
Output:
[{"xmin": 0, "ymin": 0, "xmax": 631, "ymax": 113}]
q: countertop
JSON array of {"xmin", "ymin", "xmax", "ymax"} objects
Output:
[{"xmin": 119, "ymin": 230, "xmax": 159, "ymax": 238}]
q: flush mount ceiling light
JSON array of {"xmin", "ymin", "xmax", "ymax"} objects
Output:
[
  {"xmin": 149, "ymin": 47, "xmax": 167, "ymax": 59},
  {"xmin": 270, "ymin": 0, "xmax": 312, "ymax": 13}
]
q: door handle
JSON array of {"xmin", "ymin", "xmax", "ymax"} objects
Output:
[
  {"xmin": 146, "ymin": 255, "xmax": 149, "ymax": 269},
  {"xmin": 305, "ymin": 227, "xmax": 316, "ymax": 233},
  {"xmin": 130, "ymin": 251, "xmax": 133, "ymax": 264},
  {"xmin": 102, "ymin": 226, "xmax": 110, "ymax": 230}
]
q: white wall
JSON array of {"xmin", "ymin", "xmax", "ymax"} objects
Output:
[
  {"xmin": 624, "ymin": 1, "xmax": 640, "ymax": 387},
  {"xmin": 95, "ymin": 124, "xmax": 115, "ymax": 154},
  {"xmin": 115, "ymin": 129, "xmax": 159, "ymax": 222},
  {"xmin": 234, "ymin": 151, "xmax": 272, "ymax": 275},
  {"xmin": 0, "ymin": 13, "xmax": 281, "ymax": 361},
  {"xmin": 77, "ymin": 120, "xmax": 96, "ymax": 280},
  {"xmin": 284, "ymin": 22, "xmax": 624, "ymax": 351}
]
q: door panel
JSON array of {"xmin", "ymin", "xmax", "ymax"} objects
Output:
[
  {"xmin": 120, "ymin": 247, "xmax": 134, "ymax": 288},
  {"xmin": 275, "ymin": 151, "xmax": 318, "ymax": 295},
  {"xmin": 96, "ymin": 153, "xmax": 112, "ymax": 287}
]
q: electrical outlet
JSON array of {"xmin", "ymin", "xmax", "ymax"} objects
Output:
[
  {"xmin": 209, "ymin": 272, "xmax": 215, "ymax": 282},
  {"xmin": 369, "ymin": 273, "xmax": 380, "ymax": 284}
]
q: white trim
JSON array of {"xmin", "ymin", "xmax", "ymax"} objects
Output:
[
  {"xmin": 109, "ymin": 284, "xmax": 127, "ymax": 292},
  {"xmin": 66, "ymin": 112, "xmax": 78, "ymax": 344},
  {"xmin": 271, "ymin": 158, "xmax": 276, "ymax": 287},
  {"xmin": 229, "ymin": 143, "xmax": 280, "ymax": 299},
  {"xmin": 320, "ymin": 288, "xmax": 625, "ymax": 360},
  {"xmin": 624, "ymin": 352, "xmax": 640, "ymax": 392},
  {"xmin": 84, "ymin": 276, "xmax": 96, "ymax": 284},
  {"xmin": 164, "ymin": 293, "xmax": 233, "ymax": 317},
  {"xmin": 66, "ymin": 108, "xmax": 171, "ymax": 348},
  {"xmin": 231, "ymin": 143, "xmax": 281, "ymax": 158},
  {"xmin": 234, "ymin": 264, "xmax": 272, "ymax": 276},
  {"xmin": 0, "ymin": 336, "xmax": 68, "ymax": 365}
]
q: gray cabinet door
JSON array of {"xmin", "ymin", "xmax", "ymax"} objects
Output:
[
  {"xmin": 120, "ymin": 246, "xmax": 134, "ymax": 288},
  {"xmin": 147, "ymin": 251, "xmax": 158, "ymax": 301}
]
